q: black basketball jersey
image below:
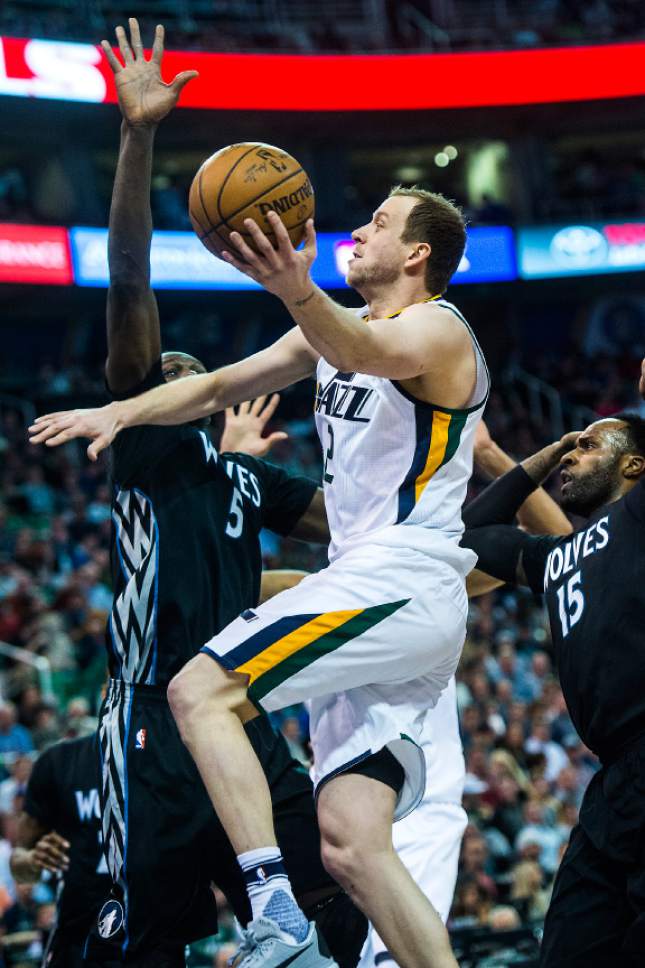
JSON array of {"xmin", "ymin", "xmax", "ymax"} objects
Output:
[
  {"xmin": 469, "ymin": 480, "xmax": 645, "ymax": 763},
  {"xmin": 107, "ymin": 361, "xmax": 317, "ymax": 686},
  {"xmin": 24, "ymin": 733, "xmax": 109, "ymax": 943}
]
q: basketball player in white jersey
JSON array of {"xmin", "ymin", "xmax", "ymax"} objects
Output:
[
  {"xmin": 357, "ymin": 422, "xmax": 573, "ymax": 968},
  {"xmin": 30, "ymin": 189, "xmax": 488, "ymax": 968}
]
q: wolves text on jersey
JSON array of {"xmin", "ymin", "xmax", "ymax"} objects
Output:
[
  {"xmin": 543, "ymin": 516, "xmax": 609, "ymax": 591},
  {"xmin": 314, "ymin": 371, "xmax": 376, "ymax": 424},
  {"xmin": 199, "ymin": 431, "xmax": 262, "ymax": 507}
]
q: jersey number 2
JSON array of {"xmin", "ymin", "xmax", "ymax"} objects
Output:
[
  {"xmin": 323, "ymin": 425, "xmax": 334, "ymax": 484},
  {"xmin": 556, "ymin": 571, "xmax": 585, "ymax": 637}
]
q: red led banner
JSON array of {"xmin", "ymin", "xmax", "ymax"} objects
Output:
[
  {"xmin": 0, "ymin": 224, "xmax": 72, "ymax": 285},
  {"xmin": 1, "ymin": 36, "xmax": 645, "ymax": 110}
]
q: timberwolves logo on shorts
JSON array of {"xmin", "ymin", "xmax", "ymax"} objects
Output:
[{"xmin": 98, "ymin": 900, "xmax": 124, "ymax": 938}]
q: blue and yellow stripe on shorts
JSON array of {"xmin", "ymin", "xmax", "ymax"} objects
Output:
[
  {"xmin": 218, "ymin": 599, "xmax": 410, "ymax": 706},
  {"xmin": 396, "ymin": 403, "xmax": 468, "ymax": 522}
]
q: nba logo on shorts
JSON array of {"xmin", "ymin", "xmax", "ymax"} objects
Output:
[
  {"xmin": 135, "ymin": 728, "xmax": 147, "ymax": 750},
  {"xmin": 98, "ymin": 900, "xmax": 124, "ymax": 938}
]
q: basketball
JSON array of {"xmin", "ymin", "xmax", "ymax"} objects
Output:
[{"xmin": 188, "ymin": 143, "xmax": 315, "ymax": 258}]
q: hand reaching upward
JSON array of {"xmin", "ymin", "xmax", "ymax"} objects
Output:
[
  {"xmin": 101, "ymin": 18, "xmax": 198, "ymax": 127},
  {"xmin": 219, "ymin": 395, "xmax": 288, "ymax": 457}
]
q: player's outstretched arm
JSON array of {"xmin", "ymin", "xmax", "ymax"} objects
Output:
[
  {"xmin": 29, "ymin": 327, "xmax": 318, "ymax": 460},
  {"xmin": 103, "ymin": 19, "xmax": 197, "ymax": 395}
]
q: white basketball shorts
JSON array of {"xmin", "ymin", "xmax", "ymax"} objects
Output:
[{"xmin": 201, "ymin": 543, "xmax": 468, "ymax": 819}]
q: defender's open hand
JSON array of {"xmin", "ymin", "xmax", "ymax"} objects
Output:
[
  {"xmin": 101, "ymin": 18, "xmax": 198, "ymax": 127},
  {"xmin": 220, "ymin": 395, "xmax": 288, "ymax": 457}
]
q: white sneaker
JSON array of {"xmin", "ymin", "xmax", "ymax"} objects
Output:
[{"xmin": 229, "ymin": 916, "xmax": 338, "ymax": 968}]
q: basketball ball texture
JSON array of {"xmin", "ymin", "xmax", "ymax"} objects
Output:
[{"xmin": 189, "ymin": 143, "xmax": 315, "ymax": 258}]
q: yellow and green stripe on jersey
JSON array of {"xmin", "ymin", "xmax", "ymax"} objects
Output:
[
  {"xmin": 216, "ymin": 600, "xmax": 409, "ymax": 706},
  {"xmin": 395, "ymin": 398, "xmax": 469, "ymax": 522}
]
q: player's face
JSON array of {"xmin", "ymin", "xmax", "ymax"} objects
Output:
[
  {"xmin": 161, "ymin": 353, "xmax": 207, "ymax": 383},
  {"xmin": 162, "ymin": 352, "xmax": 209, "ymax": 427},
  {"xmin": 347, "ymin": 195, "xmax": 419, "ymax": 291},
  {"xmin": 559, "ymin": 419, "xmax": 627, "ymax": 515}
]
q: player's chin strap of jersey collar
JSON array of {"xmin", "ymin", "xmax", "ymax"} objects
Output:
[{"xmin": 362, "ymin": 293, "xmax": 443, "ymax": 322}]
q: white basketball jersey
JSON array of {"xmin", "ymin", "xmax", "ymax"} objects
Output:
[{"xmin": 314, "ymin": 299, "xmax": 489, "ymax": 562}]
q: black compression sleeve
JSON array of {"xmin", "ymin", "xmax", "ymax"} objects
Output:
[
  {"xmin": 460, "ymin": 525, "xmax": 530, "ymax": 584},
  {"xmin": 463, "ymin": 465, "xmax": 538, "ymax": 528}
]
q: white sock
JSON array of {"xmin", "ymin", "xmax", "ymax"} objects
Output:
[{"xmin": 237, "ymin": 847, "xmax": 309, "ymax": 943}]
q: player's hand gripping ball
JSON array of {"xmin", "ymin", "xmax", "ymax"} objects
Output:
[{"xmin": 189, "ymin": 143, "xmax": 314, "ymax": 259}]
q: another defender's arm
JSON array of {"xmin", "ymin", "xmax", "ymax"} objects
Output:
[
  {"xmin": 29, "ymin": 327, "xmax": 318, "ymax": 458},
  {"xmin": 464, "ymin": 433, "xmax": 579, "ymax": 531},
  {"xmin": 287, "ymin": 487, "xmax": 329, "ymax": 543},
  {"xmin": 11, "ymin": 816, "xmax": 70, "ymax": 883},
  {"xmin": 260, "ymin": 570, "xmax": 309, "ymax": 603},
  {"xmin": 102, "ymin": 20, "xmax": 197, "ymax": 395},
  {"xmin": 473, "ymin": 422, "xmax": 573, "ymax": 537},
  {"xmin": 465, "ymin": 427, "xmax": 573, "ymax": 598}
]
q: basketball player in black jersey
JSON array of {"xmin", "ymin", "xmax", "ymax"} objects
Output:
[
  {"xmin": 460, "ymin": 361, "xmax": 645, "ymax": 967},
  {"xmin": 10, "ymin": 733, "xmax": 111, "ymax": 968},
  {"xmin": 44, "ymin": 20, "xmax": 363, "ymax": 968}
]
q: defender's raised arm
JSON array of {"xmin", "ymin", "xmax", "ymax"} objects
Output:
[{"xmin": 102, "ymin": 19, "xmax": 197, "ymax": 395}]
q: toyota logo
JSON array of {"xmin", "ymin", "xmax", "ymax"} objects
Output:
[{"xmin": 550, "ymin": 225, "xmax": 608, "ymax": 267}]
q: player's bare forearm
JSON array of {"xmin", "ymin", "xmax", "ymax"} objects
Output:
[
  {"xmin": 109, "ymin": 123, "xmax": 155, "ymax": 289},
  {"xmin": 284, "ymin": 285, "xmax": 379, "ymax": 372},
  {"xmin": 260, "ymin": 570, "xmax": 309, "ymax": 603},
  {"xmin": 517, "ymin": 488, "xmax": 572, "ymax": 536},
  {"xmin": 521, "ymin": 432, "xmax": 579, "ymax": 485},
  {"xmin": 10, "ymin": 847, "xmax": 42, "ymax": 883},
  {"xmin": 105, "ymin": 123, "xmax": 161, "ymax": 392},
  {"xmin": 474, "ymin": 438, "xmax": 516, "ymax": 479},
  {"xmin": 475, "ymin": 430, "xmax": 572, "ymax": 536},
  {"xmin": 118, "ymin": 333, "xmax": 316, "ymax": 428},
  {"xmin": 466, "ymin": 569, "xmax": 504, "ymax": 598},
  {"xmin": 30, "ymin": 329, "xmax": 317, "ymax": 457}
]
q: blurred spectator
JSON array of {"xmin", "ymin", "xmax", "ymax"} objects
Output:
[
  {"xmin": 487, "ymin": 905, "xmax": 522, "ymax": 931},
  {"xmin": 510, "ymin": 859, "xmax": 551, "ymax": 921},
  {"xmin": 0, "ymin": 703, "xmax": 33, "ymax": 758},
  {"xmin": 0, "ymin": 756, "xmax": 32, "ymax": 816},
  {"xmin": 514, "ymin": 800, "xmax": 565, "ymax": 875}
]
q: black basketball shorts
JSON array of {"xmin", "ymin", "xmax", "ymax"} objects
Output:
[
  {"xmin": 540, "ymin": 741, "xmax": 645, "ymax": 968},
  {"xmin": 86, "ymin": 680, "xmax": 334, "ymax": 961}
]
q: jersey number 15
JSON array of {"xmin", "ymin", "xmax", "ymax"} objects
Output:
[{"xmin": 556, "ymin": 571, "xmax": 585, "ymax": 637}]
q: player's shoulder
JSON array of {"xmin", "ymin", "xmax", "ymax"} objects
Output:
[{"xmin": 400, "ymin": 299, "xmax": 471, "ymax": 342}]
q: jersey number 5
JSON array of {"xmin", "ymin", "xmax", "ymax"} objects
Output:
[
  {"xmin": 226, "ymin": 488, "xmax": 244, "ymax": 539},
  {"xmin": 556, "ymin": 571, "xmax": 585, "ymax": 637}
]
